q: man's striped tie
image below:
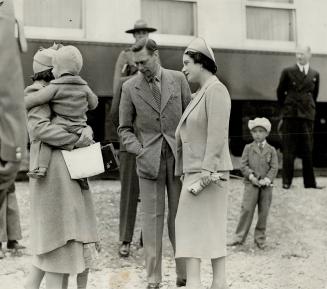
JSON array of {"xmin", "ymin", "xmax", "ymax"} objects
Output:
[{"xmin": 150, "ymin": 78, "xmax": 161, "ymax": 110}]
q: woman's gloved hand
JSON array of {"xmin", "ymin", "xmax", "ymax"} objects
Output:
[
  {"xmin": 75, "ymin": 126, "xmax": 95, "ymax": 148},
  {"xmin": 200, "ymin": 170, "xmax": 211, "ymax": 186}
]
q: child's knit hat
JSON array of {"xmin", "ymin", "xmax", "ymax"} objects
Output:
[
  {"xmin": 53, "ymin": 45, "xmax": 83, "ymax": 76},
  {"xmin": 248, "ymin": 117, "xmax": 271, "ymax": 133},
  {"xmin": 33, "ymin": 43, "xmax": 61, "ymax": 74}
]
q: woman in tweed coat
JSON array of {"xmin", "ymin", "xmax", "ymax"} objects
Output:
[
  {"xmin": 175, "ymin": 38, "xmax": 233, "ymax": 289},
  {"xmin": 25, "ymin": 102, "xmax": 98, "ymax": 289}
]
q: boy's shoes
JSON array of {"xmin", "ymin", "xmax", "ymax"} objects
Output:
[
  {"xmin": 176, "ymin": 277, "xmax": 187, "ymax": 287},
  {"xmin": 255, "ymin": 241, "xmax": 266, "ymax": 250},
  {"xmin": 282, "ymin": 184, "xmax": 290, "ymax": 189},
  {"xmin": 227, "ymin": 240, "xmax": 243, "ymax": 246},
  {"xmin": 7, "ymin": 240, "xmax": 25, "ymax": 250},
  {"xmin": 118, "ymin": 242, "xmax": 130, "ymax": 257}
]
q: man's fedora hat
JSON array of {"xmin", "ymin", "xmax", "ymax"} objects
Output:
[{"xmin": 125, "ymin": 19, "xmax": 157, "ymax": 34}]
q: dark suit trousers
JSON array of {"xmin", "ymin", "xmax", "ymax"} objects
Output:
[
  {"xmin": 235, "ymin": 183, "xmax": 272, "ymax": 245},
  {"xmin": 119, "ymin": 151, "xmax": 140, "ymax": 243},
  {"xmin": 138, "ymin": 140, "xmax": 186, "ymax": 283},
  {"xmin": 0, "ymin": 183, "xmax": 22, "ymax": 242},
  {"xmin": 282, "ymin": 118, "xmax": 316, "ymax": 187}
]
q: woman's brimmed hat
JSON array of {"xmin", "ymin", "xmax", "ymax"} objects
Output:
[
  {"xmin": 32, "ymin": 43, "xmax": 62, "ymax": 74},
  {"xmin": 248, "ymin": 117, "xmax": 271, "ymax": 133},
  {"xmin": 185, "ymin": 37, "xmax": 216, "ymax": 64},
  {"xmin": 125, "ymin": 19, "xmax": 157, "ymax": 34}
]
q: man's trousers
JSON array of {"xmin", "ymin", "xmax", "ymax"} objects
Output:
[
  {"xmin": 138, "ymin": 143, "xmax": 185, "ymax": 283},
  {"xmin": 282, "ymin": 118, "xmax": 316, "ymax": 187},
  {"xmin": 0, "ymin": 183, "xmax": 22, "ymax": 242},
  {"xmin": 119, "ymin": 151, "xmax": 140, "ymax": 243}
]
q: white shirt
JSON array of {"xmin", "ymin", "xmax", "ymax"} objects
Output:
[{"xmin": 297, "ymin": 63, "xmax": 310, "ymax": 75}]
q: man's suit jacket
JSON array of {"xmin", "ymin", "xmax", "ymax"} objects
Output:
[
  {"xmin": 118, "ymin": 68, "xmax": 191, "ymax": 179},
  {"xmin": 0, "ymin": 0, "xmax": 26, "ymax": 164},
  {"xmin": 240, "ymin": 141, "xmax": 278, "ymax": 182},
  {"xmin": 175, "ymin": 76, "xmax": 233, "ymax": 176},
  {"xmin": 111, "ymin": 75, "xmax": 135, "ymax": 152},
  {"xmin": 277, "ymin": 64, "xmax": 319, "ymax": 121}
]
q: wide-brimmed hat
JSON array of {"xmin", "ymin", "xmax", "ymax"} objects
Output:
[
  {"xmin": 248, "ymin": 117, "xmax": 271, "ymax": 133},
  {"xmin": 185, "ymin": 37, "xmax": 216, "ymax": 64},
  {"xmin": 125, "ymin": 19, "xmax": 157, "ymax": 34}
]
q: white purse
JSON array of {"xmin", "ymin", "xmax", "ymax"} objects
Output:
[{"xmin": 61, "ymin": 142, "xmax": 105, "ymax": 179}]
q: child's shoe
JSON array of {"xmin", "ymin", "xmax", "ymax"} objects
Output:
[{"xmin": 77, "ymin": 178, "xmax": 89, "ymax": 190}]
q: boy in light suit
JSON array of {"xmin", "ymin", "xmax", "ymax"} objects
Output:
[{"xmin": 229, "ymin": 117, "xmax": 278, "ymax": 249}]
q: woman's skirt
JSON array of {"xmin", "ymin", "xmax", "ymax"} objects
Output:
[
  {"xmin": 175, "ymin": 172, "xmax": 228, "ymax": 259},
  {"xmin": 33, "ymin": 240, "xmax": 96, "ymax": 274}
]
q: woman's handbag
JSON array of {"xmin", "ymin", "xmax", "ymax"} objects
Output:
[
  {"xmin": 62, "ymin": 142, "xmax": 105, "ymax": 179},
  {"xmin": 101, "ymin": 143, "xmax": 120, "ymax": 172}
]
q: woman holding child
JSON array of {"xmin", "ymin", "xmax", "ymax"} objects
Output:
[
  {"xmin": 175, "ymin": 38, "xmax": 233, "ymax": 289},
  {"xmin": 24, "ymin": 45, "xmax": 99, "ymax": 289}
]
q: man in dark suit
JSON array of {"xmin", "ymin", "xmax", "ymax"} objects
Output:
[
  {"xmin": 0, "ymin": 0, "xmax": 27, "ymax": 258},
  {"xmin": 277, "ymin": 45, "xmax": 323, "ymax": 189},
  {"xmin": 118, "ymin": 38, "xmax": 191, "ymax": 289},
  {"xmin": 112, "ymin": 20, "xmax": 157, "ymax": 258}
]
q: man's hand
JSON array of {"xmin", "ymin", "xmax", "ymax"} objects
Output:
[{"xmin": 75, "ymin": 126, "xmax": 94, "ymax": 148}]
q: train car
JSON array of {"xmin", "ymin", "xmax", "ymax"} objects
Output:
[{"xmin": 15, "ymin": 0, "xmax": 327, "ymax": 167}]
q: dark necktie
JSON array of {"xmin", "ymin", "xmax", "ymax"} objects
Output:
[{"xmin": 150, "ymin": 78, "xmax": 161, "ymax": 109}]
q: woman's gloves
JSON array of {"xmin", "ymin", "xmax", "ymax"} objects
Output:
[{"xmin": 187, "ymin": 171, "xmax": 227, "ymax": 195}]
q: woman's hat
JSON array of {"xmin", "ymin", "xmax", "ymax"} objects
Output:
[
  {"xmin": 33, "ymin": 43, "xmax": 62, "ymax": 74},
  {"xmin": 185, "ymin": 37, "xmax": 216, "ymax": 64},
  {"xmin": 248, "ymin": 117, "xmax": 271, "ymax": 133},
  {"xmin": 125, "ymin": 19, "xmax": 157, "ymax": 34}
]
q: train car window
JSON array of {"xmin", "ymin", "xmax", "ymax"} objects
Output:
[
  {"xmin": 23, "ymin": 0, "xmax": 82, "ymax": 29},
  {"xmin": 141, "ymin": 0, "xmax": 196, "ymax": 36},
  {"xmin": 246, "ymin": 0, "xmax": 296, "ymax": 42}
]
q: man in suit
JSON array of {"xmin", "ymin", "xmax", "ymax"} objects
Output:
[
  {"xmin": 118, "ymin": 38, "xmax": 191, "ymax": 289},
  {"xmin": 112, "ymin": 20, "xmax": 157, "ymax": 258},
  {"xmin": 0, "ymin": 0, "xmax": 27, "ymax": 258},
  {"xmin": 277, "ymin": 45, "xmax": 323, "ymax": 189}
]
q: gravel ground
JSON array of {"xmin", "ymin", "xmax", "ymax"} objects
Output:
[{"xmin": 0, "ymin": 177, "xmax": 326, "ymax": 289}]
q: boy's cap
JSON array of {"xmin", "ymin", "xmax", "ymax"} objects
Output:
[
  {"xmin": 248, "ymin": 117, "xmax": 271, "ymax": 133},
  {"xmin": 33, "ymin": 43, "xmax": 61, "ymax": 74},
  {"xmin": 53, "ymin": 45, "xmax": 83, "ymax": 75}
]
